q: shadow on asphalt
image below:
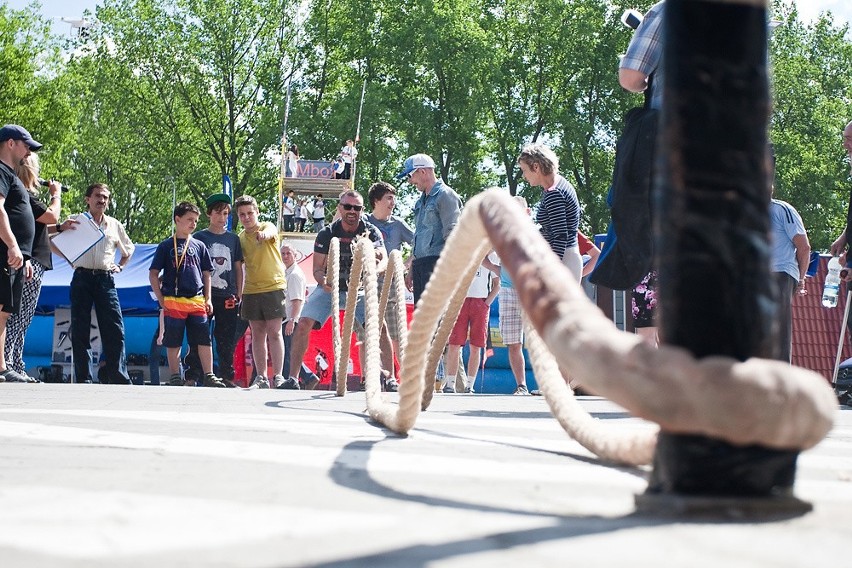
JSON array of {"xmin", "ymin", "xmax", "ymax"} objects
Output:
[{"xmin": 314, "ymin": 437, "xmax": 811, "ymax": 567}]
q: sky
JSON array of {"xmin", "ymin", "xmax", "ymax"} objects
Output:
[{"xmin": 5, "ymin": 0, "xmax": 852, "ymax": 37}]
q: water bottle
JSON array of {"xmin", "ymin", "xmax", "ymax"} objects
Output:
[{"xmin": 822, "ymin": 256, "xmax": 842, "ymax": 308}]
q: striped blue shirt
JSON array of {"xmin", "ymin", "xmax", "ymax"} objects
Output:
[{"xmin": 535, "ymin": 175, "xmax": 580, "ymax": 260}]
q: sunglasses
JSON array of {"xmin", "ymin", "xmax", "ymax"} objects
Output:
[{"xmin": 341, "ymin": 203, "xmax": 363, "ymax": 211}]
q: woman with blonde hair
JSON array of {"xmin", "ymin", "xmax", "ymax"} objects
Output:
[
  {"xmin": 4, "ymin": 153, "xmax": 62, "ymax": 381},
  {"xmin": 517, "ymin": 143, "xmax": 583, "ymax": 280}
]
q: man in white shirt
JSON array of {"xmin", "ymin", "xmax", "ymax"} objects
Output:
[
  {"xmin": 280, "ymin": 242, "xmax": 319, "ymax": 389},
  {"xmin": 66, "ymin": 183, "xmax": 135, "ymax": 384},
  {"xmin": 339, "ymin": 139, "xmax": 357, "ymax": 179}
]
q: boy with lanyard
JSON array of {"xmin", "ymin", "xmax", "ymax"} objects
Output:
[{"xmin": 148, "ymin": 201, "xmax": 227, "ymax": 387}]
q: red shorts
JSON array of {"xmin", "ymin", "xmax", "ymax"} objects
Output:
[{"xmin": 449, "ymin": 297, "xmax": 489, "ymax": 348}]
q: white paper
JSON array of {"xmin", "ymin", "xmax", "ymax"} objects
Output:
[{"xmin": 51, "ymin": 213, "xmax": 105, "ymax": 264}]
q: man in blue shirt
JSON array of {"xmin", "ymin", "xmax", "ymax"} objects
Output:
[{"xmin": 396, "ymin": 154, "xmax": 462, "ymax": 304}]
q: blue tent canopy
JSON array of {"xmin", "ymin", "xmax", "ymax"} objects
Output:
[{"xmin": 37, "ymin": 244, "xmax": 160, "ymax": 315}]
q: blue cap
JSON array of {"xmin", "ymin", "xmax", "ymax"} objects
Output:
[
  {"xmin": 395, "ymin": 153, "xmax": 435, "ymax": 179},
  {"xmin": 0, "ymin": 124, "xmax": 42, "ymax": 151}
]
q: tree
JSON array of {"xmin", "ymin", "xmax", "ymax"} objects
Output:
[
  {"xmin": 62, "ymin": 0, "xmax": 301, "ymax": 240},
  {"xmin": 769, "ymin": 1, "xmax": 852, "ymax": 250},
  {"xmin": 0, "ymin": 4, "xmax": 78, "ymax": 187}
]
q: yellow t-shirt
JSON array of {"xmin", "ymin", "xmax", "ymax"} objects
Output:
[{"xmin": 239, "ymin": 221, "xmax": 287, "ymax": 295}]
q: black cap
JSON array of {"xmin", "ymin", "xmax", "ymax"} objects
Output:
[{"xmin": 0, "ymin": 124, "xmax": 42, "ymax": 151}]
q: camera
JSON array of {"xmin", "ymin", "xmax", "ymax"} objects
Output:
[
  {"xmin": 621, "ymin": 9, "xmax": 644, "ymax": 30},
  {"xmin": 38, "ymin": 178, "xmax": 70, "ymax": 193}
]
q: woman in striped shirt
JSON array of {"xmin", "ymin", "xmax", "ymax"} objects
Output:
[{"xmin": 517, "ymin": 144, "xmax": 583, "ymax": 280}]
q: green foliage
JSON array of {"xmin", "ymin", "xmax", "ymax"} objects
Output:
[
  {"xmin": 3, "ymin": 0, "xmax": 850, "ymax": 247},
  {"xmin": 0, "ymin": 3, "xmax": 77, "ymax": 204},
  {"xmin": 769, "ymin": 1, "xmax": 852, "ymax": 250}
]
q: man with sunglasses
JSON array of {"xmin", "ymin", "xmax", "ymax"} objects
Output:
[
  {"xmin": 396, "ymin": 154, "xmax": 462, "ymax": 304},
  {"xmin": 285, "ymin": 190, "xmax": 387, "ymax": 389}
]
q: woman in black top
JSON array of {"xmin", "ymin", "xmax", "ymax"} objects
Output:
[{"xmin": 4, "ymin": 154, "xmax": 62, "ymax": 382}]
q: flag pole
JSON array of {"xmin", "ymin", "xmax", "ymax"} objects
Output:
[
  {"xmin": 277, "ymin": 82, "xmax": 293, "ymax": 232},
  {"xmin": 350, "ymin": 79, "xmax": 367, "ymax": 188}
]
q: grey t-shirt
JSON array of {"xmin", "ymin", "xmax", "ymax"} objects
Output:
[
  {"xmin": 367, "ymin": 213, "xmax": 414, "ymax": 253},
  {"xmin": 193, "ymin": 229, "xmax": 244, "ymax": 297}
]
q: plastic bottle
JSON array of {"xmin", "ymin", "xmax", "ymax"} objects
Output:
[{"xmin": 822, "ymin": 256, "xmax": 842, "ymax": 308}]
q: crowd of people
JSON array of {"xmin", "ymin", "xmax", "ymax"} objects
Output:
[{"xmin": 0, "ymin": 1, "xmax": 847, "ymax": 386}]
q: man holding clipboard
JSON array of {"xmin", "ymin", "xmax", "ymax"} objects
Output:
[{"xmin": 54, "ymin": 183, "xmax": 135, "ymax": 384}]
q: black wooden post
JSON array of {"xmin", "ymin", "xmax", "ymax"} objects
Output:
[{"xmin": 649, "ymin": 0, "xmax": 802, "ymax": 503}]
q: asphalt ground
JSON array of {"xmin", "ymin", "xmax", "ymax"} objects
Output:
[{"xmin": 0, "ymin": 384, "xmax": 850, "ymax": 567}]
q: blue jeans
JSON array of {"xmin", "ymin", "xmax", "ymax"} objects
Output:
[
  {"xmin": 282, "ymin": 323, "xmax": 315, "ymax": 380},
  {"xmin": 412, "ymin": 255, "xmax": 439, "ymax": 305},
  {"xmin": 70, "ymin": 269, "xmax": 129, "ymax": 384}
]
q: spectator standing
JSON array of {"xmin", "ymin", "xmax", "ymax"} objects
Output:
[
  {"xmin": 443, "ymin": 256, "xmax": 499, "ymax": 393},
  {"xmin": 0, "ymin": 125, "xmax": 37, "ymax": 384},
  {"xmin": 397, "ymin": 153, "xmax": 462, "ymax": 303},
  {"xmin": 3, "ymin": 153, "xmax": 62, "ymax": 382},
  {"xmin": 187, "ymin": 193, "xmax": 244, "ymax": 386},
  {"xmin": 767, "ymin": 149, "xmax": 809, "ymax": 363},
  {"xmin": 618, "ymin": 1, "xmax": 664, "ymax": 347},
  {"xmin": 286, "ymin": 190, "xmax": 387, "ymax": 389},
  {"xmin": 339, "ymin": 139, "xmax": 357, "ymax": 180},
  {"xmin": 235, "ymin": 195, "xmax": 287, "ymax": 389},
  {"xmin": 286, "ymin": 144, "xmax": 299, "ymax": 178},
  {"xmin": 295, "ymin": 198, "xmax": 308, "ymax": 232},
  {"xmin": 517, "ymin": 144, "xmax": 582, "ymax": 281},
  {"xmin": 312, "ymin": 194, "xmax": 326, "ymax": 233},
  {"xmin": 495, "ymin": 196, "xmax": 531, "ymax": 395},
  {"xmin": 282, "ymin": 189, "xmax": 296, "ymax": 232},
  {"xmin": 148, "ymin": 202, "xmax": 227, "ymax": 387},
  {"xmin": 67, "ymin": 183, "xmax": 134, "ymax": 384},
  {"xmin": 367, "ymin": 181, "xmax": 414, "ymax": 389},
  {"xmin": 280, "ymin": 242, "xmax": 320, "ymax": 389}
]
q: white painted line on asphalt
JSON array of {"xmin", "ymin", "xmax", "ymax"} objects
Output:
[
  {"xmin": 0, "ymin": 408, "xmax": 655, "ymax": 454},
  {"xmin": 0, "ymin": 420, "xmax": 646, "ymax": 489},
  {"xmin": 0, "ymin": 407, "xmax": 623, "ymax": 433},
  {"xmin": 0, "ymin": 486, "xmax": 395, "ymax": 559}
]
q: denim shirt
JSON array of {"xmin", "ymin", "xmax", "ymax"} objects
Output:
[{"xmin": 412, "ymin": 180, "xmax": 462, "ymax": 259}]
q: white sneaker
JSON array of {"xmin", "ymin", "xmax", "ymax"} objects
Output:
[{"xmin": 250, "ymin": 375, "xmax": 270, "ymax": 389}]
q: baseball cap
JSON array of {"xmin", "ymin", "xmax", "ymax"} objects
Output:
[
  {"xmin": 205, "ymin": 193, "xmax": 232, "ymax": 208},
  {"xmin": 0, "ymin": 124, "xmax": 42, "ymax": 151},
  {"xmin": 395, "ymin": 153, "xmax": 435, "ymax": 179}
]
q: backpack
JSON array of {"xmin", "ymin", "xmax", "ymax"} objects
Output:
[{"xmin": 589, "ymin": 101, "xmax": 658, "ymax": 290}]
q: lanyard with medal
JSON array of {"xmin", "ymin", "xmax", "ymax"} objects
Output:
[{"xmin": 173, "ymin": 234, "xmax": 190, "ymax": 293}]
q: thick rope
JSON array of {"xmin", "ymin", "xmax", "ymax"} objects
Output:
[
  {"xmin": 386, "ymin": 191, "xmax": 834, "ymax": 462},
  {"xmin": 328, "ymin": 237, "xmax": 363, "ymax": 397},
  {"xmin": 477, "ymin": 191, "xmax": 835, "ymax": 451},
  {"xmin": 329, "ymin": 238, "xmax": 342, "ymax": 395},
  {"xmin": 395, "ymin": 224, "xmax": 491, "ymax": 418},
  {"xmin": 328, "ymin": 239, "xmax": 407, "ymax": 399},
  {"xmin": 379, "ymin": 250, "xmax": 408, "ymax": 358},
  {"xmin": 523, "ymin": 323, "xmax": 657, "ymax": 466},
  {"xmin": 421, "ymin": 244, "xmax": 489, "ymax": 410}
]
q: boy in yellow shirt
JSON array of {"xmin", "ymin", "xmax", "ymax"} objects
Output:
[{"xmin": 234, "ymin": 195, "xmax": 289, "ymax": 389}]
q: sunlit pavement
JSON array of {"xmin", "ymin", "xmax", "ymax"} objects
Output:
[{"xmin": 0, "ymin": 384, "xmax": 850, "ymax": 567}]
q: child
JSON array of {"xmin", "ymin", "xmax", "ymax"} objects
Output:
[
  {"xmin": 186, "ymin": 193, "xmax": 244, "ymax": 387},
  {"xmin": 234, "ymin": 195, "xmax": 288, "ymax": 389},
  {"xmin": 148, "ymin": 201, "xmax": 227, "ymax": 387}
]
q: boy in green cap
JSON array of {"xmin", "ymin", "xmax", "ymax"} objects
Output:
[{"xmin": 185, "ymin": 193, "xmax": 244, "ymax": 386}]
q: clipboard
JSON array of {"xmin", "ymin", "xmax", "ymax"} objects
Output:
[{"xmin": 51, "ymin": 213, "xmax": 105, "ymax": 264}]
